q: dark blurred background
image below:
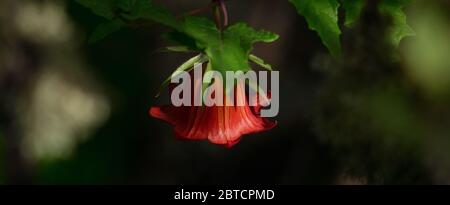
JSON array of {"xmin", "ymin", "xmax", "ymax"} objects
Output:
[{"xmin": 0, "ymin": 0, "xmax": 449, "ymax": 185}]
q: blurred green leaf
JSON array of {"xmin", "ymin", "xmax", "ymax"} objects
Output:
[
  {"xmin": 290, "ymin": 0, "xmax": 414, "ymax": 56},
  {"xmin": 341, "ymin": 0, "xmax": 415, "ymax": 46},
  {"xmin": 404, "ymin": 2, "xmax": 450, "ymax": 98},
  {"xmin": 289, "ymin": 0, "xmax": 341, "ymax": 57},
  {"xmin": 77, "ymin": 0, "xmax": 180, "ymax": 42},
  {"xmin": 76, "ymin": 0, "xmax": 116, "ymax": 19},
  {"xmin": 116, "ymin": 0, "xmax": 180, "ymax": 28},
  {"xmin": 89, "ymin": 21, "xmax": 123, "ymax": 43},
  {"xmin": 160, "ymin": 46, "xmax": 195, "ymax": 53},
  {"xmin": 342, "ymin": 0, "xmax": 365, "ymax": 27},
  {"xmin": 379, "ymin": 0, "xmax": 415, "ymax": 46}
]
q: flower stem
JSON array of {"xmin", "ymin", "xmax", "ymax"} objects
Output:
[
  {"xmin": 212, "ymin": 0, "xmax": 229, "ymax": 39},
  {"xmin": 219, "ymin": 0, "xmax": 229, "ymax": 27},
  {"xmin": 213, "ymin": 3, "xmax": 223, "ymax": 31}
]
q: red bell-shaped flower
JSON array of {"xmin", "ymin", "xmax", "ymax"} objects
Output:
[{"xmin": 150, "ymin": 74, "xmax": 276, "ymax": 147}]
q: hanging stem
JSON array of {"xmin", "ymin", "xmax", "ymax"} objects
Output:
[
  {"xmin": 212, "ymin": 0, "xmax": 229, "ymax": 39},
  {"xmin": 214, "ymin": 5, "xmax": 223, "ymax": 33},
  {"xmin": 219, "ymin": 0, "xmax": 229, "ymax": 27}
]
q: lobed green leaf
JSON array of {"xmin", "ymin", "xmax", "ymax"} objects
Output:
[{"xmin": 289, "ymin": 0, "xmax": 341, "ymax": 57}]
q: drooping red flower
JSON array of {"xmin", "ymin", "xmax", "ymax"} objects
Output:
[{"xmin": 150, "ymin": 79, "xmax": 276, "ymax": 148}]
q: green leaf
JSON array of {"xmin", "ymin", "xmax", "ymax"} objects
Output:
[
  {"xmin": 249, "ymin": 54, "xmax": 273, "ymax": 71},
  {"xmin": 117, "ymin": 0, "xmax": 180, "ymax": 28},
  {"xmin": 115, "ymin": 0, "xmax": 135, "ymax": 11},
  {"xmin": 164, "ymin": 31, "xmax": 200, "ymax": 51},
  {"xmin": 156, "ymin": 54, "xmax": 209, "ymax": 97},
  {"xmin": 77, "ymin": 0, "xmax": 181, "ymax": 42},
  {"xmin": 180, "ymin": 17, "xmax": 251, "ymax": 73},
  {"xmin": 89, "ymin": 21, "xmax": 123, "ymax": 43},
  {"xmin": 225, "ymin": 23, "xmax": 279, "ymax": 54},
  {"xmin": 152, "ymin": 46, "xmax": 195, "ymax": 55},
  {"xmin": 379, "ymin": 0, "xmax": 415, "ymax": 46},
  {"xmin": 342, "ymin": 0, "xmax": 365, "ymax": 27},
  {"xmin": 77, "ymin": 0, "xmax": 279, "ymax": 77},
  {"xmin": 204, "ymin": 38, "xmax": 251, "ymax": 73},
  {"xmin": 77, "ymin": 0, "xmax": 179, "ymax": 28},
  {"xmin": 342, "ymin": 0, "xmax": 415, "ymax": 46},
  {"xmin": 76, "ymin": 0, "xmax": 116, "ymax": 19},
  {"xmin": 160, "ymin": 46, "xmax": 194, "ymax": 53},
  {"xmin": 170, "ymin": 17, "xmax": 279, "ymax": 77},
  {"xmin": 182, "ymin": 17, "xmax": 221, "ymax": 49},
  {"xmin": 289, "ymin": 0, "xmax": 341, "ymax": 57}
]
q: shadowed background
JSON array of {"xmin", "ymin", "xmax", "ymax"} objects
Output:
[{"xmin": 0, "ymin": 0, "xmax": 449, "ymax": 184}]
